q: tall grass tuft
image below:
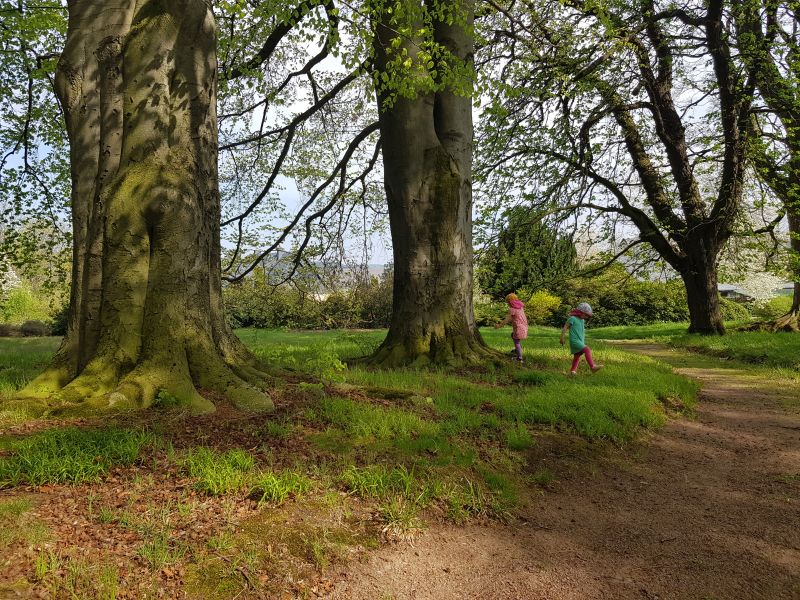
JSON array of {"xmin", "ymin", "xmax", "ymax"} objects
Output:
[
  {"xmin": 0, "ymin": 427, "xmax": 155, "ymax": 488},
  {"xmin": 181, "ymin": 447, "xmax": 256, "ymax": 495}
]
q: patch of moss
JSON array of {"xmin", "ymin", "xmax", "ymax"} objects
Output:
[{"xmin": 185, "ymin": 496, "xmax": 378, "ymax": 599}]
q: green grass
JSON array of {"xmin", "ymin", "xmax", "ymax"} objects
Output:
[
  {"xmin": 591, "ymin": 322, "xmax": 800, "ymax": 372},
  {"xmin": 591, "ymin": 321, "xmax": 753, "ymax": 340},
  {"xmin": 0, "ymin": 337, "xmax": 61, "ymax": 426},
  {"xmin": 670, "ymin": 330, "xmax": 800, "ymax": 371},
  {"xmin": 181, "ymin": 447, "xmax": 257, "ymax": 495},
  {"xmin": 138, "ymin": 534, "xmax": 185, "ymax": 570},
  {"xmin": 0, "ymin": 337, "xmax": 60, "ymax": 426},
  {"xmin": 0, "ymin": 337, "xmax": 60, "ymax": 396},
  {"xmin": 591, "ymin": 322, "xmax": 693, "ymax": 340},
  {"xmin": 260, "ymin": 419, "xmax": 294, "ymax": 439},
  {"xmin": 236, "ymin": 328, "xmax": 386, "ymax": 365},
  {"xmin": 504, "ymin": 422, "xmax": 534, "ymax": 450},
  {"xmin": 236, "ymin": 326, "xmax": 698, "ymax": 447},
  {"xmin": 0, "ymin": 427, "xmax": 155, "ymax": 487},
  {"xmin": 2, "ymin": 324, "xmax": 798, "ymax": 598},
  {"xmin": 251, "ymin": 470, "xmax": 313, "ymax": 505},
  {"xmin": 339, "ymin": 465, "xmax": 417, "ymax": 500},
  {"xmin": 378, "ymin": 497, "xmax": 423, "ymax": 539},
  {"xmin": 0, "ymin": 497, "xmax": 49, "ymax": 548},
  {"xmin": 311, "ymin": 396, "xmax": 440, "ymax": 440},
  {"xmin": 0, "ymin": 327, "xmax": 699, "ymax": 521},
  {"xmin": 0, "ymin": 326, "xmax": 730, "ymax": 596}
]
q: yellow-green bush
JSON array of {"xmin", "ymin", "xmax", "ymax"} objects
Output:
[
  {"xmin": 0, "ymin": 285, "xmax": 53, "ymax": 325},
  {"xmin": 520, "ymin": 289, "xmax": 561, "ymax": 324}
]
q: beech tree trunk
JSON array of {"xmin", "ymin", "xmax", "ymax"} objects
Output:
[
  {"xmin": 788, "ymin": 208, "xmax": 800, "ymax": 316},
  {"xmin": 774, "ymin": 208, "xmax": 800, "ymax": 331},
  {"xmin": 681, "ymin": 259, "xmax": 725, "ymax": 335},
  {"xmin": 366, "ymin": 0, "xmax": 494, "ymax": 366},
  {"xmin": 20, "ymin": 0, "xmax": 272, "ymax": 414}
]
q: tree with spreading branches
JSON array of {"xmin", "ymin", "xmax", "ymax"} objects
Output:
[
  {"xmin": 478, "ymin": 0, "xmax": 757, "ymax": 334},
  {"xmin": 0, "ymin": 1, "xmax": 70, "ymax": 292},
  {"xmin": 735, "ymin": 0, "xmax": 800, "ymax": 330}
]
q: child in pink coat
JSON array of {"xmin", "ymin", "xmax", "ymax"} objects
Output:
[{"xmin": 494, "ymin": 293, "xmax": 529, "ymax": 362}]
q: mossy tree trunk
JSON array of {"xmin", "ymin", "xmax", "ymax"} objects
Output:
[
  {"xmin": 20, "ymin": 0, "xmax": 272, "ymax": 414},
  {"xmin": 365, "ymin": 0, "xmax": 495, "ymax": 367}
]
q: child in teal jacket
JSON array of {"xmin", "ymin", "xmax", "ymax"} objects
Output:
[{"xmin": 560, "ymin": 302, "xmax": 603, "ymax": 375}]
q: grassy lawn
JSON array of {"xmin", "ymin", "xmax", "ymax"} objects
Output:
[
  {"xmin": 669, "ymin": 331, "xmax": 800, "ymax": 371},
  {"xmin": 589, "ymin": 322, "xmax": 693, "ymax": 340},
  {"xmin": 590, "ymin": 322, "xmax": 800, "ymax": 372},
  {"xmin": 0, "ymin": 328, "xmax": 696, "ymax": 597}
]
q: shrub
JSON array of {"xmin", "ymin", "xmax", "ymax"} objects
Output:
[
  {"xmin": 20, "ymin": 321, "xmax": 50, "ymax": 337},
  {"xmin": 520, "ymin": 289, "xmax": 561, "ymax": 325},
  {"xmin": 223, "ymin": 271, "xmax": 392, "ymax": 330},
  {"xmin": 49, "ymin": 304, "xmax": 70, "ymax": 336},
  {"xmin": 553, "ymin": 265, "xmax": 689, "ymax": 327},
  {"xmin": 719, "ymin": 297, "xmax": 751, "ymax": 322},
  {"xmin": 0, "ymin": 324, "xmax": 21, "ymax": 337},
  {"xmin": 474, "ymin": 299, "xmax": 507, "ymax": 327},
  {"xmin": 0, "ymin": 286, "xmax": 52, "ymax": 325}
]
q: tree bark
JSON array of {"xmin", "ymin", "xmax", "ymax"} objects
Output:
[
  {"xmin": 734, "ymin": 1, "xmax": 800, "ymax": 332},
  {"xmin": 774, "ymin": 208, "xmax": 800, "ymax": 331},
  {"xmin": 365, "ymin": 0, "xmax": 495, "ymax": 366},
  {"xmin": 681, "ymin": 259, "xmax": 725, "ymax": 335},
  {"xmin": 788, "ymin": 209, "xmax": 800, "ymax": 315},
  {"xmin": 19, "ymin": 0, "xmax": 272, "ymax": 414}
]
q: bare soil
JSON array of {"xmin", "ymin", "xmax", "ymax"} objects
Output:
[{"xmin": 326, "ymin": 344, "xmax": 800, "ymax": 600}]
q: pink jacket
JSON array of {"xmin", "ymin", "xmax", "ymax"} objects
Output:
[{"xmin": 508, "ymin": 300, "xmax": 528, "ymax": 340}]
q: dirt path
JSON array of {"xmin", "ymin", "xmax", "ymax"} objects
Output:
[{"xmin": 326, "ymin": 345, "xmax": 800, "ymax": 600}]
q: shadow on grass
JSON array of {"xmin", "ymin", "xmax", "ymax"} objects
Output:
[{"xmin": 0, "ymin": 327, "xmax": 702, "ymax": 598}]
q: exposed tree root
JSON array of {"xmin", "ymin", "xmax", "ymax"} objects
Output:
[
  {"xmin": 13, "ymin": 343, "xmax": 273, "ymax": 417},
  {"xmin": 359, "ymin": 330, "xmax": 503, "ymax": 369},
  {"xmin": 773, "ymin": 311, "xmax": 800, "ymax": 333},
  {"xmin": 736, "ymin": 312, "xmax": 799, "ymax": 333},
  {"xmin": 20, "ymin": 340, "xmax": 79, "ymax": 399}
]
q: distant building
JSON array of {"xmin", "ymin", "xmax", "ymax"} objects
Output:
[
  {"xmin": 718, "ymin": 284, "xmax": 755, "ymax": 303},
  {"xmin": 718, "ymin": 281, "xmax": 795, "ymax": 303}
]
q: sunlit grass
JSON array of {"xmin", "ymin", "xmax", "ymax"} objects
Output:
[
  {"xmin": 0, "ymin": 337, "xmax": 60, "ymax": 398},
  {"xmin": 0, "ymin": 326, "xmax": 700, "ymax": 524},
  {"xmin": 590, "ymin": 321, "xmax": 800, "ymax": 372},
  {"xmin": 0, "ymin": 427, "xmax": 155, "ymax": 487},
  {"xmin": 181, "ymin": 447, "xmax": 256, "ymax": 495},
  {"xmin": 0, "ymin": 325, "xmax": 721, "ymax": 596},
  {"xmin": 670, "ymin": 330, "xmax": 800, "ymax": 371}
]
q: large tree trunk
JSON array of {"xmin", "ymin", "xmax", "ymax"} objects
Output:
[
  {"xmin": 774, "ymin": 208, "xmax": 800, "ymax": 331},
  {"xmin": 365, "ymin": 0, "xmax": 494, "ymax": 367},
  {"xmin": 19, "ymin": 0, "xmax": 272, "ymax": 414},
  {"xmin": 786, "ymin": 208, "xmax": 800, "ymax": 317},
  {"xmin": 681, "ymin": 259, "xmax": 725, "ymax": 335}
]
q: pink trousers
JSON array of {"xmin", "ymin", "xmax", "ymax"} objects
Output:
[{"xmin": 571, "ymin": 346, "xmax": 596, "ymax": 372}]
